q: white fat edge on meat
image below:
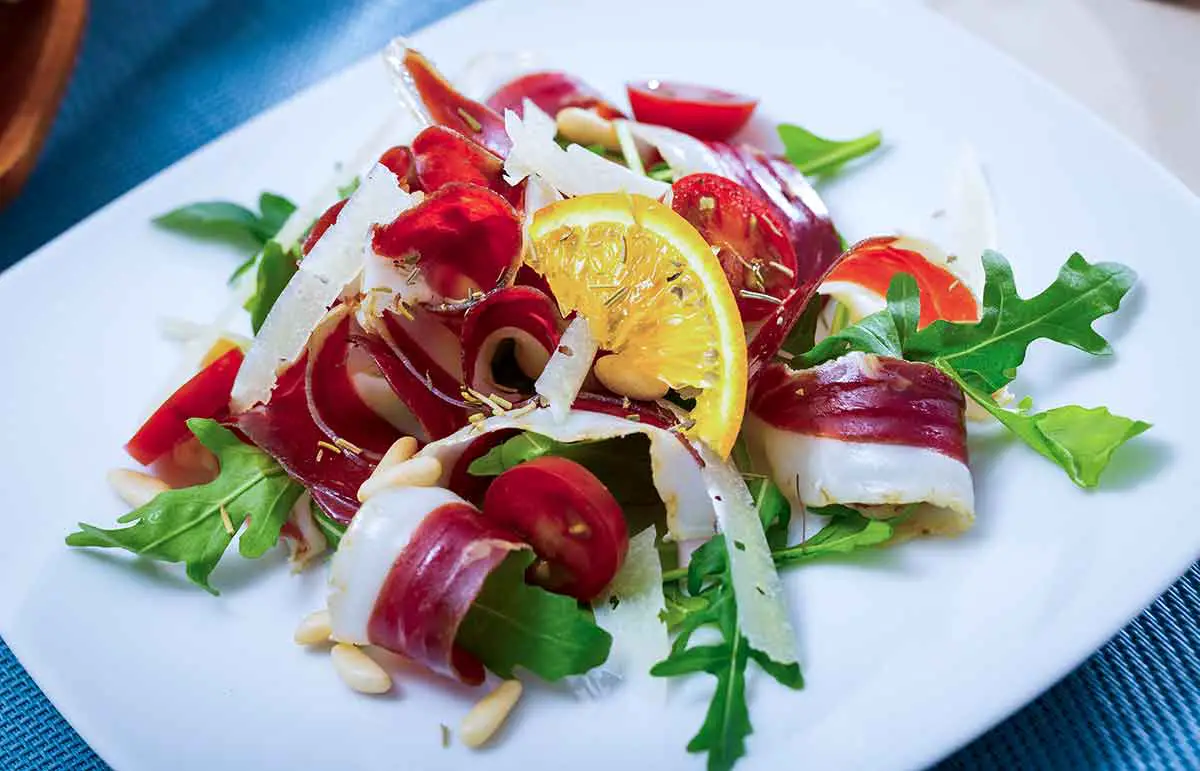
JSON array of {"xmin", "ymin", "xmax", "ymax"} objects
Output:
[
  {"xmin": 285, "ymin": 492, "xmax": 327, "ymax": 571},
  {"xmin": 534, "ymin": 316, "xmax": 598, "ymax": 423},
  {"xmin": 232, "ymin": 165, "xmax": 417, "ymax": 411},
  {"xmin": 742, "ymin": 413, "xmax": 975, "ymax": 537},
  {"xmin": 573, "ymin": 527, "xmax": 669, "ymax": 702},
  {"xmin": 503, "ymin": 100, "xmax": 669, "ymax": 199},
  {"xmin": 694, "ymin": 443, "xmax": 799, "ymax": 666},
  {"xmin": 327, "ymin": 486, "xmax": 469, "ymax": 643},
  {"xmin": 413, "ymin": 406, "xmax": 716, "ymax": 541}
]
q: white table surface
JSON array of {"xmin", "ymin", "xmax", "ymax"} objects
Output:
[{"xmin": 930, "ymin": 0, "xmax": 1200, "ymax": 193}]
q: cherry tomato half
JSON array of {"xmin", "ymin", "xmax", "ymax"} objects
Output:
[
  {"xmin": 627, "ymin": 80, "xmax": 758, "ymax": 141},
  {"xmin": 125, "ymin": 347, "xmax": 244, "ymax": 466},
  {"xmin": 481, "ymin": 456, "xmax": 628, "ymax": 601},
  {"xmin": 672, "ymin": 173, "xmax": 799, "ymax": 322}
]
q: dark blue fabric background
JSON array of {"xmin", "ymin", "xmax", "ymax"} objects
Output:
[{"xmin": 2, "ymin": 1, "xmax": 1197, "ymax": 768}]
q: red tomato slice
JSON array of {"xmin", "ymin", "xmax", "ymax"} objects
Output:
[
  {"xmin": 125, "ymin": 347, "xmax": 244, "ymax": 466},
  {"xmin": 481, "ymin": 456, "xmax": 629, "ymax": 601},
  {"xmin": 627, "ymin": 80, "xmax": 758, "ymax": 141},
  {"xmin": 824, "ymin": 237, "xmax": 979, "ymax": 327},
  {"xmin": 672, "ymin": 173, "xmax": 799, "ymax": 322}
]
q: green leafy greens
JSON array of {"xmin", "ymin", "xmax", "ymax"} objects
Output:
[
  {"xmin": 156, "ymin": 191, "xmax": 300, "ymax": 331},
  {"xmin": 155, "ymin": 192, "xmax": 296, "ymax": 252},
  {"xmin": 793, "ymin": 251, "xmax": 1149, "ymax": 486},
  {"xmin": 778, "ymin": 123, "xmax": 882, "ymax": 178},
  {"xmin": 66, "ymin": 419, "xmax": 303, "ymax": 594},
  {"xmin": 456, "ymin": 551, "xmax": 613, "ymax": 681},
  {"xmin": 243, "ymin": 241, "xmax": 299, "ymax": 333},
  {"xmin": 651, "ymin": 480, "xmax": 804, "ymax": 771}
]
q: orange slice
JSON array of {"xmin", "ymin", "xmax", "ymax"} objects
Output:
[{"xmin": 527, "ymin": 192, "xmax": 746, "ymax": 456}]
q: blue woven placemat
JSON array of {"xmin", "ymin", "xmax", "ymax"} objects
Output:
[{"xmin": 2, "ymin": 1, "xmax": 1197, "ymax": 768}]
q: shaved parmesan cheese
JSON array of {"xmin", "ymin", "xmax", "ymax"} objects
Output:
[
  {"xmin": 328, "ymin": 486, "xmax": 468, "ymax": 643},
  {"xmin": 696, "ymin": 443, "xmax": 799, "ymax": 666},
  {"xmin": 231, "ymin": 165, "xmax": 416, "ymax": 410},
  {"xmin": 503, "ymin": 100, "xmax": 670, "ymax": 199},
  {"xmin": 414, "ymin": 406, "xmax": 717, "ymax": 541},
  {"xmin": 575, "ymin": 527, "xmax": 669, "ymax": 700},
  {"xmin": 942, "ymin": 143, "xmax": 997, "ymax": 299},
  {"xmin": 522, "ymin": 174, "xmax": 563, "ymax": 240},
  {"xmin": 534, "ymin": 316, "xmax": 597, "ymax": 422},
  {"xmin": 625, "ymin": 122, "xmax": 727, "ymax": 179}
]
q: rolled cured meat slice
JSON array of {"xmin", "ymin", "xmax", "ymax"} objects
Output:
[
  {"xmin": 745, "ymin": 352, "xmax": 974, "ymax": 536},
  {"xmin": 328, "ymin": 486, "xmax": 525, "ymax": 684}
]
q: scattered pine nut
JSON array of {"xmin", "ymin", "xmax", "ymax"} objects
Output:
[
  {"xmin": 460, "ymin": 680, "xmax": 523, "ymax": 749},
  {"xmin": 107, "ymin": 469, "xmax": 169, "ymax": 508},
  {"xmin": 330, "ymin": 643, "xmax": 391, "ymax": 694},
  {"xmin": 377, "ymin": 436, "xmax": 419, "ymax": 472},
  {"xmin": 593, "ymin": 354, "xmax": 669, "ymax": 402},
  {"xmin": 555, "ymin": 107, "xmax": 619, "ymax": 151},
  {"xmin": 357, "ymin": 456, "xmax": 443, "ymax": 502},
  {"xmin": 294, "ymin": 609, "xmax": 333, "ymax": 646}
]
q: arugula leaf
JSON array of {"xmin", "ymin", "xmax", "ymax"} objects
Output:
[
  {"xmin": 903, "ymin": 252, "xmax": 1136, "ymax": 393},
  {"xmin": 154, "ymin": 192, "xmax": 296, "ymax": 252},
  {"xmin": 778, "ymin": 123, "xmax": 882, "ymax": 178},
  {"xmin": 778, "ymin": 294, "xmax": 825, "ymax": 359},
  {"xmin": 66, "ymin": 419, "xmax": 303, "ymax": 594},
  {"xmin": 941, "ymin": 368, "xmax": 1151, "ymax": 487},
  {"xmin": 456, "ymin": 551, "xmax": 612, "ymax": 681},
  {"xmin": 154, "ymin": 202, "xmax": 267, "ymax": 251},
  {"xmin": 242, "ymin": 241, "xmax": 299, "ymax": 333},
  {"xmin": 794, "ymin": 251, "xmax": 1146, "ymax": 486},
  {"xmin": 772, "ymin": 507, "xmax": 893, "ymax": 569},
  {"xmin": 311, "ymin": 502, "xmax": 346, "ymax": 549},
  {"xmin": 647, "ymin": 161, "xmax": 674, "ymax": 182},
  {"xmin": 257, "ymin": 192, "xmax": 297, "ymax": 238},
  {"xmin": 652, "ymin": 482, "xmax": 803, "ymax": 771},
  {"xmin": 336, "ymin": 176, "xmax": 361, "ymax": 200},
  {"xmin": 792, "ymin": 272, "xmax": 912, "ymax": 365}
]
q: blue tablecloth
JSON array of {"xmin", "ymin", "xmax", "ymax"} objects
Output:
[{"xmin": 1, "ymin": 1, "xmax": 1197, "ymax": 768}]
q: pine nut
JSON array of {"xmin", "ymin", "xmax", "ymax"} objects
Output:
[
  {"xmin": 594, "ymin": 354, "xmax": 669, "ymax": 402},
  {"xmin": 330, "ymin": 643, "xmax": 392, "ymax": 694},
  {"xmin": 555, "ymin": 107, "xmax": 619, "ymax": 151},
  {"xmin": 460, "ymin": 680, "xmax": 523, "ymax": 749},
  {"xmin": 294, "ymin": 609, "xmax": 332, "ymax": 646},
  {"xmin": 357, "ymin": 456, "xmax": 443, "ymax": 502},
  {"xmin": 514, "ymin": 338, "xmax": 551, "ymax": 380},
  {"xmin": 378, "ymin": 436, "xmax": 419, "ymax": 471},
  {"xmin": 107, "ymin": 469, "xmax": 169, "ymax": 508}
]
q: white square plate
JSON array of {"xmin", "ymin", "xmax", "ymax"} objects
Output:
[{"xmin": 1, "ymin": 1, "xmax": 1196, "ymax": 769}]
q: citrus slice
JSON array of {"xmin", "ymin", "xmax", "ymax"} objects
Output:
[{"xmin": 527, "ymin": 192, "xmax": 746, "ymax": 456}]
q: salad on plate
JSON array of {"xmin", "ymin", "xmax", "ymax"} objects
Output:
[{"xmin": 67, "ymin": 40, "xmax": 1148, "ymax": 770}]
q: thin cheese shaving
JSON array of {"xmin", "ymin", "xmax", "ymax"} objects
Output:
[{"xmin": 695, "ymin": 443, "xmax": 799, "ymax": 665}]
